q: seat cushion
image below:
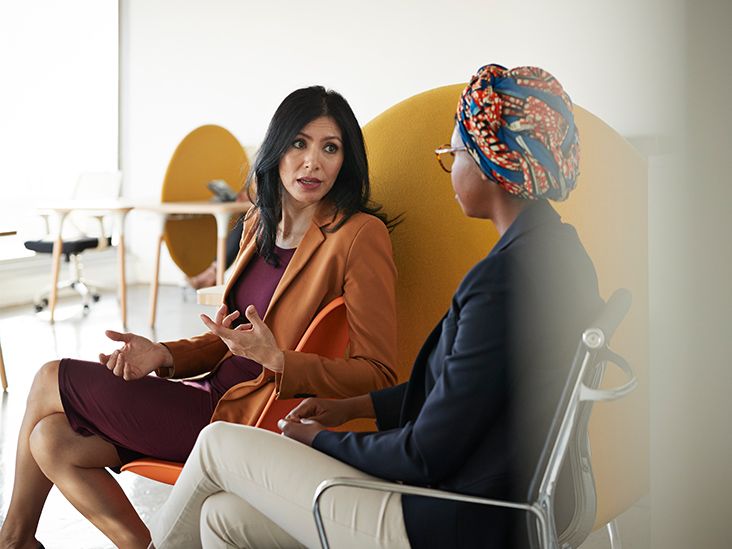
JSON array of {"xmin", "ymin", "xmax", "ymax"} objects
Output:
[{"xmin": 24, "ymin": 236, "xmax": 111, "ymax": 256}]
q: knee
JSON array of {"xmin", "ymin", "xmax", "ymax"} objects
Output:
[
  {"xmin": 29, "ymin": 360, "xmax": 60, "ymax": 401},
  {"xmin": 28, "ymin": 416, "xmax": 66, "ymax": 470},
  {"xmin": 200, "ymin": 421, "xmax": 233, "ymax": 442},
  {"xmin": 198, "ymin": 421, "xmax": 258, "ymax": 453},
  {"xmin": 194, "ymin": 422, "xmax": 231, "ymax": 460},
  {"xmin": 195, "ymin": 422, "xmax": 260, "ymax": 470}
]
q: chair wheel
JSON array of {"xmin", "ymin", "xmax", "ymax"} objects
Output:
[
  {"xmin": 83, "ymin": 304, "xmax": 90, "ymax": 311},
  {"xmin": 92, "ymin": 294, "xmax": 101, "ymax": 302},
  {"xmin": 41, "ymin": 298, "xmax": 49, "ymax": 307},
  {"xmin": 34, "ymin": 304, "xmax": 44, "ymax": 313}
]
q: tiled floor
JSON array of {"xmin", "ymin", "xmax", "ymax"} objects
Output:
[{"xmin": 0, "ymin": 285, "xmax": 649, "ymax": 548}]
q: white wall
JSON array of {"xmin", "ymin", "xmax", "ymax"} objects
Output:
[
  {"xmin": 650, "ymin": 3, "xmax": 732, "ymax": 548},
  {"xmin": 120, "ymin": 0, "xmax": 683, "ymax": 283}
]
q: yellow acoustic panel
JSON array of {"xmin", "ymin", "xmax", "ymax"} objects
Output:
[{"xmin": 161, "ymin": 124, "xmax": 249, "ymax": 276}]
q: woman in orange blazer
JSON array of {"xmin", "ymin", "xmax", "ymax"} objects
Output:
[
  {"xmin": 164, "ymin": 203, "xmax": 398, "ymax": 427},
  {"xmin": 0, "ymin": 86, "xmax": 398, "ymax": 549}
]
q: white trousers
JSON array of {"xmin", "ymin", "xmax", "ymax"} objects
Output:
[{"xmin": 150, "ymin": 422, "xmax": 410, "ymax": 548}]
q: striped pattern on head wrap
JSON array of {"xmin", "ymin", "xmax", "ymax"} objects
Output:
[{"xmin": 456, "ymin": 64, "xmax": 580, "ymax": 201}]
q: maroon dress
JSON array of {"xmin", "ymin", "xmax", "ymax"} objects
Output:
[{"xmin": 58, "ymin": 246, "xmax": 296, "ymax": 468}]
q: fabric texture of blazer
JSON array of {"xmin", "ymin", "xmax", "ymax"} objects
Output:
[
  {"xmin": 162, "ymin": 203, "xmax": 399, "ymax": 427},
  {"xmin": 314, "ymin": 200, "xmax": 603, "ymax": 548}
]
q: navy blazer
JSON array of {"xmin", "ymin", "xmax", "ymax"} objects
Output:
[{"xmin": 314, "ymin": 201, "xmax": 602, "ymax": 548}]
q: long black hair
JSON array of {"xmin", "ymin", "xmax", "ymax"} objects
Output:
[{"xmin": 244, "ymin": 85, "xmax": 396, "ymax": 266}]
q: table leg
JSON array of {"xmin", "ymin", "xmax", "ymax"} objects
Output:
[
  {"xmin": 214, "ymin": 212, "xmax": 231, "ymax": 286},
  {"xmin": 118, "ymin": 233, "xmax": 127, "ymax": 327},
  {"xmin": 115, "ymin": 211, "xmax": 129, "ymax": 328},
  {"xmin": 48, "ymin": 211, "xmax": 68, "ymax": 323},
  {"xmin": 0, "ymin": 338, "xmax": 7, "ymax": 391},
  {"xmin": 149, "ymin": 233, "xmax": 164, "ymax": 327}
]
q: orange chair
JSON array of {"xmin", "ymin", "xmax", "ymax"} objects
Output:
[{"xmin": 120, "ymin": 296, "xmax": 349, "ymax": 485}]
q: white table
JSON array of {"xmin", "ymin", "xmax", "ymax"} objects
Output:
[
  {"xmin": 197, "ymin": 284, "xmax": 225, "ymax": 306},
  {"xmin": 34, "ymin": 201, "xmax": 134, "ymax": 326},
  {"xmin": 135, "ymin": 201, "xmax": 251, "ymax": 326}
]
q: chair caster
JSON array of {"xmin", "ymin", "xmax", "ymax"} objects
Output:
[
  {"xmin": 92, "ymin": 294, "xmax": 101, "ymax": 303},
  {"xmin": 34, "ymin": 304, "xmax": 44, "ymax": 313}
]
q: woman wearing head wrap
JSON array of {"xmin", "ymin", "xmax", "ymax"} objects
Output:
[{"xmin": 149, "ymin": 65, "xmax": 602, "ymax": 549}]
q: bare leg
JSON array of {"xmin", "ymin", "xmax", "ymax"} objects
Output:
[
  {"xmin": 187, "ymin": 263, "xmax": 217, "ymax": 290},
  {"xmin": 0, "ymin": 360, "xmax": 149, "ymax": 549},
  {"xmin": 30, "ymin": 414, "xmax": 149, "ymax": 549},
  {"xmin": 0, "ymin": 361, "xmax": 63, "ymax": 549}
]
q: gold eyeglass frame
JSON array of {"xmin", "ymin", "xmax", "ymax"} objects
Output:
[{"xmin": 434, "ymin": 144, "xmax": 467, "ymax": 173}]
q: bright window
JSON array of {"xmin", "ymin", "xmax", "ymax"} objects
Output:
[{"xmin": 0, "ymin": 0, "xmax": 118, "ymax": 260}]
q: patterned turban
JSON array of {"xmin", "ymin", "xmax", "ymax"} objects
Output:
[{"xmin": 456, "ymin": 64, "xmax": 580, "ymax": 201}]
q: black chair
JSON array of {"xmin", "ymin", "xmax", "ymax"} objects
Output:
[
  {"xmin": 312, "ymin": 288, "xmax": 637, "ymax": 549},
  {"xmin": 23, "ymin": 171, "xmax": 121, "ymax": 313},
  {"xmin": 24, "ymin": 236, "xmax": 112, "ymax": 312}
]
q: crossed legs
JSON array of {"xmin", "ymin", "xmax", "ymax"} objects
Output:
[
  {"xmin": 0, "ymin": 361, "xmax": 150, "ymax": 549},
  {"xmin": 151, "ymin": 422, "xmax": 410, "ymax": 549}
]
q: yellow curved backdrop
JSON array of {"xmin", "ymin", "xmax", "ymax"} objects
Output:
[
  {"xmin": 161, "ymin": 124, "xmax": 249, "ymax": 276},
  {"xmin": 364, "ymin": 84, "xmax": 648, "ymax": 532}
]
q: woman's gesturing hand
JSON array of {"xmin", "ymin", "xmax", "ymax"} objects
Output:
[
  {"xmin": 100, "ymin": 331, "xmax": 173, "ymax": 381},
  {"xmin": 200, "ymin": 304, "xmax": 285, "ymax": 373}
]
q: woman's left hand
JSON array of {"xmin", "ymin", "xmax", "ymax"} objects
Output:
[
  {"xmin": 200, "ymin": 304, "xmax": 285, "ymax": 373},
  {"xmin": 277, "ymin": 417, "xmax": 325, "ymax": 446}
]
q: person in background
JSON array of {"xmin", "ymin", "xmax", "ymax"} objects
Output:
[
  {"xmin": 0, "ymin": 85, "xmax": 399, "ymax": 549},
  {"xmin": 187, "ymin": 188, "xmax": 247, "ymax": 290},
  {"xmin": 148, "ymin": 64, "xmax": 603, "ymax": 548}
]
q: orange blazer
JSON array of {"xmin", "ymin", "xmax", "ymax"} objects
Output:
[{"xmin": 162, "ymin": 204, "xmax": 398, "ymax": 426}]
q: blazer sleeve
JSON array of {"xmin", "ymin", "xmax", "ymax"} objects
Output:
[
  {"xmin": 277, "ymin": 217, "xmax": 399, "ymax": 398},
  {"xmin": 312, "ymin": 259, "xmax": 511, "ymax": 485},
  {"xmin": 158, "ymin": 333, "xmax": 229, "ymax": 378},
  {"xmin": 371, "ymin": 383, "xmax": 408, "ymax": 431}
]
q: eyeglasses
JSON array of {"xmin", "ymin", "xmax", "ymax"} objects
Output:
[{"xmin": 434, "ymin": 144, "xmax": 467, "ymax": 173}]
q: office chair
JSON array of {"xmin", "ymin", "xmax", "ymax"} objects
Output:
[
  {"xmin": 313, "ymin": 289, "xmax": 637, "ymax": 549},
  {"xmin": 24, "ymin": 171, "xmax": 122, "ymax": 313}
]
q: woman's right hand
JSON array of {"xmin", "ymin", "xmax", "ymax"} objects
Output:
[
  {"xmin": 99, "ymin": 330, "xmax": 173, "ymax": 381},
  {"xmin": 285, "ymin": 394, "xmax": 374, "ymax": 427}
]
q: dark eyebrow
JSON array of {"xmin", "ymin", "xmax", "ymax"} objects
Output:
[{"xmin": 297, "ymin": 131, "xmax": 343, "ymax": 143}]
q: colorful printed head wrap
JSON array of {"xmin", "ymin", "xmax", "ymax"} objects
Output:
[{"xmin": 456, "ymin": 64, "xmax": 580, "ymax": 201}]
